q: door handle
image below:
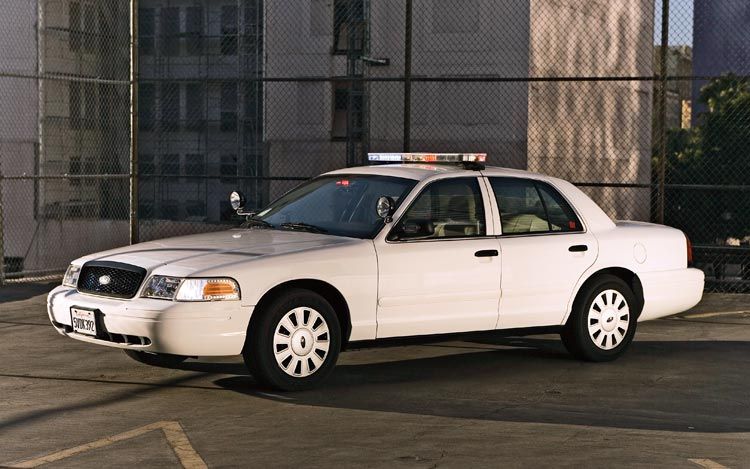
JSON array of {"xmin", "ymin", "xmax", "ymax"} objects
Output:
[
  {"xmin": 475, "ymin": 249, "xmax": 499, "ymax": 257},
  {"xmin": 568, "ymin": 245, "xmax": 588, "ymax": 252}
]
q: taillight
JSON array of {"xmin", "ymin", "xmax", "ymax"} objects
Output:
[{"xmin": 685, "ymin": 234, "xmax": 694, "ymax": 267}]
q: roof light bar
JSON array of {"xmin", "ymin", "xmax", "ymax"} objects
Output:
[{"xmin": 368, "ymin": 153, "xmax": 487, "ymax": 163}]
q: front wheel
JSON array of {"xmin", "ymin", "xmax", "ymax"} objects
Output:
[
  {"xmin": 243, "ymin": 289, "xmax": 341, "ymax": 391},
  {"xmin": 123, "ymin": 350, "xmax": 188, "ymax": 367},
  {"xmin": 561, "ymin": 274, "xmax": 638, "ymax": 362}
]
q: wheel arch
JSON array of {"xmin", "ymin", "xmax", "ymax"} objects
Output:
[
  {"xmin": 245, "ymin": 279, "xmax": 352, "ymax": 350},
  {"xmin": 564, "ymin": 267, "xmax": 644, "ymax": 325}
]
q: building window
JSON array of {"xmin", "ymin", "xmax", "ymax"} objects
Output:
[
  {"xmin": 69, "ymin": 156, "xmax": 81, "ymax": 187},
  {"xmin": 139, "ymin": 83, "xmax": 155, "ymax": 131},
  {"xmin": 331, "ymin": 81, "xmax": 363, "ymax": 140},
  {"xmin": 221, "ymin": 82, "xmax": 238, "ymax": 132},
  {"xmin": 83, "ymin": 82, "xmax": 97, "ymax": 129},
  {"xmin": 160, "ymin": 7, "xmax": 179, "ymax": 56},
  {"xmin": 243, "ymin": 153, "xmax": 262, "ymax": 177},
  {"xmin": 139, "ymin": 154, "xmax": 155, "ymax": 175},
  {"xmin": 185, "ymin": 154, "xmax": 205, "ymax": 177},
  {"xmin": 221, "ymin": 5, "xmax": 238, "ymax": 55},
  {"xmin": 139, "ymin": 201, "xmax": 155, "ymax": 219},
  {"xmin": 185, "ymin": 83, "xmax": 204, "ymax": 131},
  {"xmin": 220, "ymin": 154, "xmax": 237, "ymax": 183},
  {"xmin": 333, "ymin": 0, "xmax": 364, "ymax": 54},
  {"xmin": 160, "ymin": 200, "xmax": 179, "ymax": 220},
  {"xmin": 244, "ymin": 0, "xmax": 262, "ymax": 54},
  {"xmin": 220, "ymin": 200, "xmax": 235, "ymax": 222},
  {"xmin": 161, "ymin": 82, "xmax": 180, "ymax": 132},
  {"xmin": 69, "ymin": 2, "xmax": 82, "ymax": 52},
  {"xmin": 185, "ymin": 6, "xmax": 203, "ymax": 55},
  {"xmin": 69, "ymin": 81, "xmax": 81, "ymax": 129},
  {"xmin": 244, "ymin": 81, "xmax": 262, "ymax": 135},
  {"xmin": 139, "ymin": 8, "xmax": 155, "ymax": 55},
  {"xmin": 82, "ymin": 3, "xmax": 96, "ymax": 53},
  {"xmin": 186, "ymin": 200, "xmax": 206, "ymax": 218},
  {"xmin": 161, "ymin": 154, "xmax": 180, "ymax": 176}
]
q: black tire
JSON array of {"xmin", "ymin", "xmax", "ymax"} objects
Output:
[
  {"xmin": 561, "ymin": 274, "xmax": 639, "ymax": 362},
  {"xmin": 123, "ymin": 349, "xmax": 188, "ymax": 367},
  {"xmin": 243, "ymin": 288, "xmax": 341, "ymax": 392}
]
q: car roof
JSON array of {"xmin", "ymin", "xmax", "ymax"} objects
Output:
[{"xmin": 325, "ymin": 164, "xmax": 549, "ymax": 182}]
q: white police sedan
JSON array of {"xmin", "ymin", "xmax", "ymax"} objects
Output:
[{"xmin": 48, "ymin": 153, "xmax": 704, "ymax": 391}]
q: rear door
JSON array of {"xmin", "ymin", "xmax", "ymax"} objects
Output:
[
  {"xmin": 488, "ymin": 177, "xmax": 598, "ymax": 329},
  {"xmin": 374, "ymin": 176, "xmax": 502, "ymax": 338}
]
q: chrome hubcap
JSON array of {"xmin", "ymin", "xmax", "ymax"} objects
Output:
[
  {"xmin": 273, "ymin": 307, "xmax": 330, "ymax": 378},
  {"xmin": 587, "ymin": 289, "xmax": 630, "ymax": 351}
]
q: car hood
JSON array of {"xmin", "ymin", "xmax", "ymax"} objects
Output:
[{"xmin": 75, "ymin": 229, "xmax": 360, "ymax": 275}]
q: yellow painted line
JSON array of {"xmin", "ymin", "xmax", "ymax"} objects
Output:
[
  {"xmin": 689, "ymin": 458, "xmax": 730, "ymax": 469},
  {"xmin": 4, "ymin": 421, "xmax": 206, "ymax": 469}
]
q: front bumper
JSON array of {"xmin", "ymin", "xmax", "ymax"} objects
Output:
[
  {"xmin": 638, "ymin": 267, "xmax": 705, "ymax": 321},
  {"xmin": 47, "ymin": 285, "xmax": 253, "ymax": 356}
]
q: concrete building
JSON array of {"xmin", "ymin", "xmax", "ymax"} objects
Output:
[
  {"xmin": 33, "ymin": 0, "xmax": 131, "ymax": 271},
  {"xmin": 0, "ymin": 0, "xmax": 39, "ymax": 275},
  {"xmin": 692, "ymin": 0, "xmax": 750, "ymax": 119},
  {"xmin": 137, "ymin": 0, "xmax": 264, "ymax": 227},
  {"xmin": 266, "ymin": 0, "xmax": 654, "ymax": 220}
]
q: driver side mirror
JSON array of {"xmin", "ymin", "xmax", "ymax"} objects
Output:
[
  {"xmin": 376, "ymin": 196, "xmax": 396, "ymax": 223},
  {"xmin": 230, "ymin": 191, "xmax": 253, "ymax": 216}
]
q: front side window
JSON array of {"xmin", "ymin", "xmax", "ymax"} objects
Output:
[
  {"xmin": 490, "ymin": 178, "xmax": 582, "ymax": 235},
  {"xmin": 253, "ymin": 175, "xmax": 417, "ymax": 239},
  {"xmin": 389, "ymin": 178, "xmax": 486, "ymax": 241}
]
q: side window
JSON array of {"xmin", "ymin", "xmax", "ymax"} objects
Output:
[
  {"xmin": 390, "ymin": 178, "xmax": 486, "ymax": 240},
  {"xmin": 536, "ymin": 183, "xmax": 583, "ymax": 232},
  {"xmin": 490, "ymin": 178, "xmax": 582, "ymax": 235}
]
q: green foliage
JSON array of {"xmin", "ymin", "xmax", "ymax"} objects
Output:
[{"xmin": 660, "ymin": 74, "xmax": 750, "ymax": 243}]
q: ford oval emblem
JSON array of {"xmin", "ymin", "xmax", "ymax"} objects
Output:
[{"xmin": 98, "ymin": 275, "xmax": 112, "ymax": 286}]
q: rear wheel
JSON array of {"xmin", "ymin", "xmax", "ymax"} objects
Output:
[
  {"xmin": 243, "ymin": 289, "xmax": 341, "ymax": 391},
  {"xmin": 561, "ymin": 274, "xmax": 638, "ymax": 362},
  {"xmin": 123, "ymin": 350, "xmax": 188, "ymax": 367}
]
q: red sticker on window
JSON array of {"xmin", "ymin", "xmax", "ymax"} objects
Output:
[{"xmin": 569, "ymin": 221, "xmax": 577, "ymax": 230}]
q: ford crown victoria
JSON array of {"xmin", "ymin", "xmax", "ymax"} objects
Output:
[{"xmin": 48, "ymin": 153, "xmax": 704, "ymax": 390}]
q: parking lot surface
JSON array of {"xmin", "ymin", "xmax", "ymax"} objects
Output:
[{"xmin": 1, "ymin": 283, "xmax": 749, "ymax": 468}]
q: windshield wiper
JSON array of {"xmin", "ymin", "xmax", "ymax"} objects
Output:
[
  {"xmin": 242, "ymin": 217, "xmax": 274, "ymax": 230},
  {"xmin": 279, "ymin": 222, "xmax": 328, "ymax": 234}
]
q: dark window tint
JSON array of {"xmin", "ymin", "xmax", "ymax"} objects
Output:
[
  {"xmin": 221, "ymin": 5, "xmax": 238, "ymax": 55},
  {"xmin": 185, "ymin": 83, "xmax": 204, "ymax": 131},
  {"xmin": 490, "ymin": 178, "xmax": 582, "ymax": 234},
  {"xmin": 185, "ymin": 7, "xmax": 203, "ymax": 55},
  {"xmin": 139, "ymin": 8, "xmax": 155, "ymax": 55},
  {"xmin": 536, "ymin": 182, "xmax": 583, "ymax": 232},
  {"xmin": 221, "ymin": 82, "xmax": 237, "ymax": 131},
  {"xmin": 391, "ymin": 178, "xmax": 485, "ymax": 240},
  {"xmin": 161, "ymin": 82, "xmax": 179, "ymax": 131}
]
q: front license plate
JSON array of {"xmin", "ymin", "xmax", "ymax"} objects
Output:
[{"xmin": 71, "ymin": 308, "xmax": 97, "ymax": 336}]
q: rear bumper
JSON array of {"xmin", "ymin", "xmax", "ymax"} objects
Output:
[
  {"xmin": 638, "ymin": 267, "xmax": 704, "ymax": 321},
  {"xmin": 47, "ymin": 285, "xmax": 253, "ymax": 356}
]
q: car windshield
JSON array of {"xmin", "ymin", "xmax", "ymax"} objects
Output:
[{"xmin": 246, "ymin": 175, "xmax": 418, "ymax": 238}]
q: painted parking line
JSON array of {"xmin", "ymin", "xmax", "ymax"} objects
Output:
[
  {"xmin": 678, "ymin": 310, "xmax": 749, "ymax": 319},
  {"xmin": 3, "ymin": 421, "xmax": 206, "ymax": 469},
  {"xmin": 689, "ymin": 458, "xmax": 730, "ymax": 469}
]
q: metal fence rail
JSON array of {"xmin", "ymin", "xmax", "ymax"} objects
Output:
[{"xmin": 1, "ymin": 0, "xmax": 749, "ymax": 292}]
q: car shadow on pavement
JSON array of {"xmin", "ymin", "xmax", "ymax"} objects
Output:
[{"xmin": 214, "ymin": 337, "xmax": 750, "ymax": 433}]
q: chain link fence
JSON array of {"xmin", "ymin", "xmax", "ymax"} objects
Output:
[{"xmin": 1, "ymin": 0, "xmax": 748, "ymax": 292}]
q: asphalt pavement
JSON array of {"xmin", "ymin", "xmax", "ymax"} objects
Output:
[{"xmin": 0, "ymin": 283, "xmax": 749, "ymax": 468}]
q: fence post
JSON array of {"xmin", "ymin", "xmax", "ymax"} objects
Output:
[
  {"xmin": 402, "ymin": 0, "xmax": 413, "ymax": 152},
  {"xmin": 656, "ymin": 0, "xmax": 669, "ymax": 224},
  {"xmin": 129, "ymin": 0, "xmax": 140, "ymax": 244},
  {"xmin": 0, "ymin": 169, "xmax": 5, "ymax": 286}
]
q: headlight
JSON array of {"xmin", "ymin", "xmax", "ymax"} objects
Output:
[
  {"xmin": 141, "ymin": 275, "xmax": 182, "ymax": 300},
  {"xmin": 141, "ymin": 276, "xmax": 240, "ymax": 301},
  {"xmin": 176, "ymin": 278, "xmax": 240, "ymax": 301},
  {"xmin": 62, "ymin": 264, "xmax": 81, "ymax": 288}
]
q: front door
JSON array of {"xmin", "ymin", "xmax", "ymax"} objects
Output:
[{"xmin": 375, "ymin": 177, "xmax": 502, "ymax": 338}]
